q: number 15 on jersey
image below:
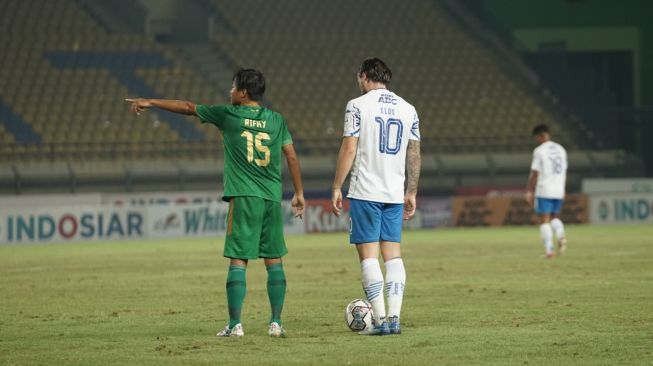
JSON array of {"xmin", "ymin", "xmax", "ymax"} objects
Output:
[{"xmin": 241, "ymin": 131, "xmax": 270, "ymax": 167}]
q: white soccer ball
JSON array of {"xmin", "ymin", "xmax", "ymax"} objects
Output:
[{"xmin": 345, "ymin": 298, "xmax": 374, "ymax": 332}]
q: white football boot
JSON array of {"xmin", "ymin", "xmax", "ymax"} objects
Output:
[
  {"xmin": 268, "ymin": 322, "xmax": 287, "ymax": 338},
  {"xmin": 216, "ymin": 323, "xmax": 244, "ymax": 337}
]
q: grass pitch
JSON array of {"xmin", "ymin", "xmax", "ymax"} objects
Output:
[{"xmin": 1, "ymin": 225, "xmax": 652, "ymax": 365}]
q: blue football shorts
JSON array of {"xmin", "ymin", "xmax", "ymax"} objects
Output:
[
  {"xmin": 535, "ymin": 197, "xmax": 563, "ymax": 215},
  {"xmin": 349, "ymin": 198, "xmax": 404, "ymax": 244}
]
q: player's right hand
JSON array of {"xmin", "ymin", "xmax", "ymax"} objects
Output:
[
  {"xmin": 332, "ymin": 188, "xmax": 343, "ymax": 216},
  {"xmin": 125, "ymin": 98, "xmax": 152, "ymax": 115},
  {"xmin": 403, "ymin": 193, "xmax": 417, "ymax": 220}
]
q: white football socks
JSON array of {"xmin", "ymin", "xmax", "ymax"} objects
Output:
[
  {"xmin": 384, "ymin": 258, "xmax": 406, "ymax": 320},
  {"xmin": 361, "ymin": 258, "xmax": 386, "ymax": 325},
  {"xmin": 550, "ymin": 218, "xmax": 565, "ymax": 241},
  {"xmin": 540, "ymin": 223, "xmax": 554, "ymax": 255}
]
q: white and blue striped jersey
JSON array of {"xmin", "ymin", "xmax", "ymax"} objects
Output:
[
  {"xmin": 343, "ymin": 88, "xmax": 420, "ymax": 203},
  {"xmin": 531, "ymin": 140, "xmax": 567, "ymax": 199}
]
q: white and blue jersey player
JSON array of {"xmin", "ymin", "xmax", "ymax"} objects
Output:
[
  {"xmin": 332, "ymin": 58, "xmax": 421, "ymax": 335},
  {"xmin": 526, "ymin": 124, "xmax": 568, "ymax": 258}
]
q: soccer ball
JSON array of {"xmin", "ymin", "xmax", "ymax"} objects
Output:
[{"xmin": 344, "ymin": 298, "xmax": 374, "ymax": 332}]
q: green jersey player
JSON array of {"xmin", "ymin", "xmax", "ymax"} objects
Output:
[{"xmin": 126, "ymin": 69, "xmax": 305, "ymax": 338}]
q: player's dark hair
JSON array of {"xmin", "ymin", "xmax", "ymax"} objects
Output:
[
  {"xmin": 233, "ymin": 68, "xmax": 266, "ymax": 101},
  {"xmin": 532, "ymin": 124, "xmax": 550, "ymax": 136},
  {"xmin": 359, "ymin": 58, "xmax": 392, "ymax": 85}
]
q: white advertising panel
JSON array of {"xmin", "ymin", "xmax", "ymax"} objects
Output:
[
  {"xmin": 590, "ymin": 193, "xmax": 653, "ymax": 225},
  {"xmin": 147, "ymin": 201, "xmax": 305, "ymax": 239},
  {"xmin": 0, "ymin": 205, "xmax": 148, "ymax": 243},
  {"xmin": 147, "ymin": 201, "xmax": 227, "ymax": 238},
  {"xmin": 0, "ymin": 192, "xmax": 305, "ymax": 244}
]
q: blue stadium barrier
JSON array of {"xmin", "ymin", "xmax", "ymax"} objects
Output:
[{"xmin": 0, "ymin": 97, "xmax": 42, "ymax": 144}]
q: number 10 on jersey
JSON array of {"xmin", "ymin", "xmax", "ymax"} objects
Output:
[{"xmin": 374, "ymin": 117, "xmax": 403, "ymax": 155}]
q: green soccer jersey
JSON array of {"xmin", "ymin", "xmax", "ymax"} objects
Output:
[{"xmin": 196, "ymin": 104, "xmax": 293, "ymax": 202}]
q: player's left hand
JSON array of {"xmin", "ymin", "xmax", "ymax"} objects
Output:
[
  {"xmin": 403, "ymin": 193, "xmax": 416, "ymax": 220},
  {"xmin": 125, "ymin": 98, "xmax": 152, "ymax": 115},
  {"xmin": 291, "ymin": 194, "xmax": 305, "ymax": 219}
]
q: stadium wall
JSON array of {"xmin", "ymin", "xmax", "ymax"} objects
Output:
[
  {"xmin": 0, "ymin": 196, "xmax": 302, "ymax": 244},
  {"xmin": 0, "ymin": 193, "xmax": 452, "ymax": 244},
  {"xmin": 12, "ymin": 178, "xmax": 653, "ymax": 244},
  {"xmin": 6, "ymin": 178, "xmax": 647, "ymax": 245},
  {"xmin": 476, "ymin": 0, "xmax": 653, "ymax": 105},
  {"xmin": 5, "ymin": 188, "xmax": 631, "ymax": 244}
]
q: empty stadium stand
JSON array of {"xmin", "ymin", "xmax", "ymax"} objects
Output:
[
  {"xmin": 0, "ymin": 0, "xmax": 223, "ymax": 162},
  {"xmin": 207, "ymin": 0, "xmax": 582, "ymax": 154},
  {"xmin": 0, "ymin": 0, "xmax": 644, "ymax": 194}
]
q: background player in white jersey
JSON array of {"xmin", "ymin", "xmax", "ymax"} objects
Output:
[
  {"xmin": 332, "ymin": 58, "xmax": 421, "ymax": 335},
  {"xmin": 526, "ymin": 124, "xmax": 568, "ymax": 258}
]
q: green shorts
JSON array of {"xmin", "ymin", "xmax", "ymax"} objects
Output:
[{"xmin": 224, "ymin": 196, "xmax": 287, "ymax": 260}]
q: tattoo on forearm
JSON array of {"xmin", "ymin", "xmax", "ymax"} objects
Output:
[{"xmin": 406, "ymin": 140, "xmax": 421, "ymax": 193}]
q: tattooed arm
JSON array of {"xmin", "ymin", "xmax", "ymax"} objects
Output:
[{"xmin": 404, "ymin": 140, "xmax": 421, "ymax": 219}]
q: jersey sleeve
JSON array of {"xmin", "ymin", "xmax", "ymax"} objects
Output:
[
  {"xmin": 343, "ymin": 100, "xmax": 361, "ymax": 137},
  {"xmin": 409, "ymin": 108, "xmax": 421, "ymax": 141},
  {"xmin": 530, "ymin": 149, "xmax": 542, "ymax": 172},
  {"xmin": 196, "ymin": 104, "xmax": 227, "ymax": 129},
  {"xmin": 281, "ymin": 116, "xmax": 293, "ymax": 146}
]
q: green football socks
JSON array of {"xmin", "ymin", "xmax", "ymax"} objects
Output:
[
  {"xmin": 266, "ymin": 263, "xmax": 287, "ymax": 325},
  {"xmin": 226, "ymin": 265, "xmax": 247, "ymax": 328}
]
